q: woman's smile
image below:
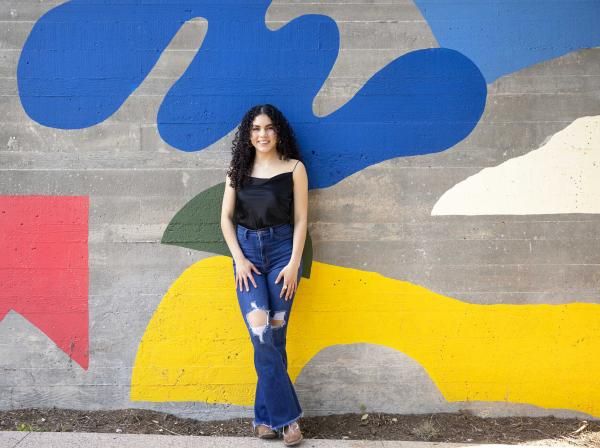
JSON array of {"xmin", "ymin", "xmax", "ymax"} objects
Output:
[{"xmin": 251, "ymin": 114, "xmax": 278, "ymax": 153}]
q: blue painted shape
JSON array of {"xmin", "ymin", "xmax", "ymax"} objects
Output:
[
  {"xmin": 18, "ymin": 0, "xmax": 486, "ymax": 189},
  {"xmin": 414, "ymin": 0, "xmax": 600, "ymax": 83},
  {"xmin": 18, "ymin": 2, "xmax": 197, "ymax": 128},
  {"xmin": 302, "ymin": 48, "xmax": 486, "ymax": 188},
  {"xmin": 156, "ymin": 11, "xmax": 340, "ymax": 152}
]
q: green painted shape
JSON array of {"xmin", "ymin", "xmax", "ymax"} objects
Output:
[{"xmin": 162, "ymin": 182, "xmax": 313, "ymax": 278}]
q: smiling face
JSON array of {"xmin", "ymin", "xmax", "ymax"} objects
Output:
[{"xmin": 250, "ymin": 113, "xmax": 278, "ymax": 156}]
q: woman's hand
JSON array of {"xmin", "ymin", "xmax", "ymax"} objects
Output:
[
  {"xmin": 275, "ymin": 261, "xmax": 300, "ymax": 301},
  {"xmin": 234, "ymin": 257, "xmax": 262, "ymax": 292}
]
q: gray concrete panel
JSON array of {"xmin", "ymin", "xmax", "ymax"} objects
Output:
[{"xmin": 2, "ymin": 0, "xmax": 600, "ymax": 421}]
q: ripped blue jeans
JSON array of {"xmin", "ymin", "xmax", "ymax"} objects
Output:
[{"xmin": 233, "ymin": 223, "xmax": 303, "ymax": 431}]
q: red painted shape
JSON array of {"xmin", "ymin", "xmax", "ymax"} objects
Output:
[{"xmin": 0, "ymin": 196, "xmax": 89, "ymax": 369}]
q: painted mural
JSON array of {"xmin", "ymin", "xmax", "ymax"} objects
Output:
[
  {"xmin": 432, "ymin": 116, "xmax": 600, "ymax": 215},
  {"xmin": 18, "ymin": 1, "xmax": 487, "ymax": 188},
  {"xmin": 132, "ymin": 255, "xmax": 600, "ymax": 417},
  {"xmin": 0, "ymin": 196, "xmax": 89, "ymax": 369},
  {"xmin": 2, "ymin": 0, "xmax": 600, "ymax": 421}
]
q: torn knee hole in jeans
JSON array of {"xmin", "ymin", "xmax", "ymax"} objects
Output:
[
  {"xmin": 270, "ymin": 311, "xmax": 286, "ymax": 329},
  {"xmin": 246, "ymin": 307, "xmax": 269, "ymax": 343}
]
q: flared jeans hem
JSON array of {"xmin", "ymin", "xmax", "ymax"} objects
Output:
[{"xmin": 253, "ymin": 411, "xmax": 304, "ymax": 431}]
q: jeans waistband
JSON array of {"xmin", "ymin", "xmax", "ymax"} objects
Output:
[{"xmin": 236, "ymin": 223, "xmax": 291, "ymax": 240}]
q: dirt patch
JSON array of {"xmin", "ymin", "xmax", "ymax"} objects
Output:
[{"xmin": 1, "ymin": 408, "xmax": 599, "ymax": 446}]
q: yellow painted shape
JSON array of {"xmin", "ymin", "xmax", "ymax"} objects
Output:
[{"xmin": 131, "ymin": 256, "xmax": 600, "ymax": 417}]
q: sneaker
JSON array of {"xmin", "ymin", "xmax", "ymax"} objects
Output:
[
  {"xmin": 254, "ymin": 424, "xmax": 277, "ymax": 439},
  {"xmin": 282, "ymin": 421, "xmax": 303, "ymax": 446}
]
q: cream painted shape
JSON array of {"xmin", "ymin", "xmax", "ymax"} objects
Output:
[{"xmin": 432, "ymin": 116, "xmax": 600, "ymax": 215}]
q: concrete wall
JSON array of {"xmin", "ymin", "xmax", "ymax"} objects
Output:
[{"xmin": 1, "ymin": 0, "xmax": 600, "ymax": 420}]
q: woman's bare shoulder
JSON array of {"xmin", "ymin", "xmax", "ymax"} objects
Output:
[{"xmin": 288, "ymin": 158, "xmax": 304, "ymax": 169}]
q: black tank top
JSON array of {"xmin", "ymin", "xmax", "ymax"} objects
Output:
[{"xmin": 234, "ymin": 161, "xmax": 299, "ymax": 230}]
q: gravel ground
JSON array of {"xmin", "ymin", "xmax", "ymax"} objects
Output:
[{"xmin": 1, "ymin": 408, "xmax": 599, "ymax": 446}]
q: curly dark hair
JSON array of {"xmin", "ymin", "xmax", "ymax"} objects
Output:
[{"xmin": 227, "ymin": 104, "xmax": 302, "ymax": 190}]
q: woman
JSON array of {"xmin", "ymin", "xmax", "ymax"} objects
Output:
[{"xmin": 220, "ymin": 104, "xmax": 308, "ymax": 446}]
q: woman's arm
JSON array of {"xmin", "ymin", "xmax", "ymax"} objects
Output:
[
  {"xmin": 290, "ymin": 161, "xmax": 308, "ymax": 267},
  {"xmin": 275, "ymin": 160, "xmax": 308, "ymax": 300},
  {"xmin": 220, "ymin": 174, "xmax": 261, "ymax": 291},
  {"xmin": 220, "ymin": 174, "xmax": 245, "ymax": 262}
]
